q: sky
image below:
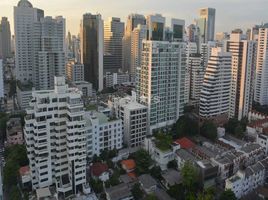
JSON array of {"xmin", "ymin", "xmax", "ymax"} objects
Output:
[{"xmin": 1, "ymin": 0, "xmax": 268, "ymax": 35}]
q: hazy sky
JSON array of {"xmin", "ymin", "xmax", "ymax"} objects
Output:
[{"xmin": 1, "ymin": 0, "xmax": 268, "ymax": 35}]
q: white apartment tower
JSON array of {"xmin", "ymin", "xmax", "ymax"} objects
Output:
[
  {"xmin": 24, "ymin": 77, "xmax": 87, "ymax": 197},
  {"xmin": 136, "ymin": 41, "xmax": 186, "ymax": 133},
  {"xmin": 123, "ymin": 14, "xmax": 146, "ymax": 73},
  {"xmin": 255, "ymin": 28, "xmax": 268, "ymax": 106},
  {"xmin": 227, "ymin": 33, "xmax": 257, "ymax": 120},
  {"xmin": 14, "ymin": 0, "xmax": 44, "ymax": 83},
  {"xmin": 66, "ymin": 60, "xmax": 84, "ymax": 82},
  {"xmin": 199, "ymin": 48, "xmax": 232, "ymax": 119},
  {"xmin": 130, "ymin": 24, "xmax": 147, "ymax": 76}
]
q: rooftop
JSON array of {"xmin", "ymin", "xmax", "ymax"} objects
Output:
[
  {"xmin": 19, "ymin": 166, "xmax": 30, "ymax": 176},
  {"xmin": 121, "ymin": 159, "xmax": 136, "ymax": 171},
  {"xmin": 174, "ymin": 137, "xmax": 195, "ymax": 149},
  {"xmin": 90, "ymin": 162, "xmax": 109, "ymax": 177},
  {"xmin": 106, "ymin": 183, "xmax": 132, "ymax": 200},
  {"xmin": 240, "ymin": 143, "xmax": 262, "ymax": 154},
  {"xmin": 161, "ymin": 169, "xmax": 182, "ymax": 186},
  {"xmin": 139, "ymin": 174, "xmax": 157, "ymax": 189},
  {"xmin": 176, "ymin": 149, "xmax": 197, "ymax": 163}
]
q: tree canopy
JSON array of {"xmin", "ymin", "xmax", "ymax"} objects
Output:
[
  {"xmin": 131, "ymin": 183, "xmax": 144, "ymax": 200},
  {"xmin": 131, "ymin": 149, "xmax": 152, "ymax": 175},
  {"xmin": 200, "ymin": 120, "xmax": 217, "ymax": 141},
  {"xmin": 219, "ymin": 189, "xmax": 237, "ymax": 200},
  {"xmin": 173, "ymin": 115, "xmax": 199, "ymax": 138},
  {"xmin": 181, "ymin": 162, "xmax": 199, "ymax": 193}
]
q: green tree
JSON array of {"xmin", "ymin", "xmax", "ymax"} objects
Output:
[
  {"xmin": 167, "ymin": 160, "xmax": 178, "ymax": 169},
  {"xmin": 219, "ymin": 189, "xmax": 237, "ymax": 200},
  {"xmin": 3, "ymin": 159, "xmax": 19, "ymax": 187},
  {"xmin": 234, "ymin": 124, "xmax": 244, "ymax": 138},
  {"xmin": 132, "ymin": 150, "xmax": 152, "ymax": 175},
  {"xmin": 10, "ymin": 185, "xmax": 21, "ymax": 200},
  {"xmin": 150, "ymin": 166, "xmax": 162, "ymax": 180},
  {"xmin": 131, "ymin": 183, "xmax": 143, "ymax": 200},
  {"xmin": 181, "ymin": 162, "xmax": 198, "ymax": 193},
  {"xmin": 200, "ymin": 120, "xmax": 217, "ymax": 141},
  {"xmin": 144, "ymin": 194, "xmax": 158, "ymax": 200},
  {"xmin": 173, "ymin": 115, "xmax": 198, "ymax": 138},
  {"xmin": 89, "ymin": 179, "xmax": 103, "ymax": 193},
  {"xmin": 167, "ymin": 184, "xmax": 185, "ymax": 200},
  {"xmin": 224, "ymin": 118, "xmax": 239, "ymax": 134}
]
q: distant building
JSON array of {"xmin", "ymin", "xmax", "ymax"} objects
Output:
[
  {"xmin": 0, "ymin": 17, "xmax": 12, "ymax": 59},
  {"xmin": 0, "ymin": 60, "xmax": 3, "ymax": 99},
  {"xmin": 66, "ymin": 60, "xmax": 84, "ymax": 82},
  {"xmin": 105, "ymin": 72, "xmax": 130, "ymax": 88},
  {"xmin": 73, "ymin": 81, "xmax": 93, "ymax": 97},
  {"xmin": 6, "ymin": 118, "xmax": 23, "ymax": 146},
  {"xmin": 146, "ymin": 14, "xmax": 165, "ymax": 41}
]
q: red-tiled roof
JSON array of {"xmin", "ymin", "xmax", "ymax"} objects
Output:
[
  {"xmin": 90, "ymin": 162, "xmax": 109, "ymax": 177},
  {"xmin": 121, "ymin": 159, "xmax": 136, "ymax": 170},
  {"xmin": 19, "ymin": 166, "xmax": 30, "ymax": 176},
  {"xmin": 174, "ymin": 137, "xmax": 195, "ymax": 149},
  {"xmin": 248, "ymin": 118, "xmax": 268, "ymax": 128}
]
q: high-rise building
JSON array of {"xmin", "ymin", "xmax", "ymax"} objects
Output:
[
  {"xmin": 80, "ymin": 13, "xmax": 104, "ymax": 91},
  {"xmin": 146, "ymin": 14, "xmax": 165, "ymax": 41},
  {"xmin": 0, "ymin": 17, "xmax": 12, "ymax": 59},
  {"xmin": 130, "ymin": 24, "xmax": 147, "ymax": 76},
  {"xmin": 188, "ymin": 53, "xmax": 204, "ymax": 104},
  {"xmin": 24, "ymin": 77, "xmax": 87, "ymax": 197},
  {"xmin": 187, "ymin": 24, "xmax": 200, "ymax": 43},
  {"xmin": 200, "ymin": 48, "xmax": 232, "ymax": 119},
  {"xmin": 122, "ymin": 14, "xmax": 146, "ymax": 73},
  {"xmin": 136, "ymin": 41, "xmax": 186, "ymax": 133},
  {"xmin": 198, "ymin": 8, "xmax": 216, "ymax": 43},
  {"xmin": 255, "ymin": 28, "xmax": 268, "ymax": 106},
  {"xmin": 171, "ymin": 18, "xmax": 185, "ymax": 42},
  {"xmin": 14, "ymin": 0, "xmax": 44, "ymax": 84},
  {"xmin": 0, "ymin": 60, "xmax": 3, "ymax": 99},
  {"xmin": 227, "ymin": 33, "xmax": 257, "ymax": 120},
  {"xmin": 66, "ymin": 59, "xmax": 84, "ymax": 82},
  {"xmin": 104, "ymin": 17, "xmax": 124, "ymax": 73},
  {"xmin": 33, "ymin": 16, "xmax": 66, "ymax": 90}
]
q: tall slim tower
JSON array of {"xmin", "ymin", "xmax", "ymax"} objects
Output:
[
  {"xmin": 104, "ymin": 17, "xmax": 124, "ymax": 73},
  {"xmin": 254, "ymin": 27, "xmax": 268, "ymax": 105},
  {"xmin": 200, "ymin": 48, "xmax": 232, "ymax": 120},
  {"xmin": 80, "ymin": 13, "xmax": 104, "ymax": 91},
  {"xmin": 14, "ymin": 0, "xmax": 44, "ymax": 84},
  {"xmin": 227, "ymin": 33, "xmax": 257, "ymax": 119},
  {"xmin": 0, "ymin": 17, "xmax": 12, "ymax": 59},
  {"xmin": 130, "ymin": 24, "xmax": 147, "ymax": 76},
  {"xmin": 122, "ymin": 14, "xmax": 146, "ymax": 73},
  {"xmin": 136, "ymin": 41, "xmax": 186, "ymax": 133},
  {"xmin": 198, "ymin": 8, "xmax": 216, "ymax": 43}
]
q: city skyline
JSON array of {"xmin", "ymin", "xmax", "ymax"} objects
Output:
[{"xmin": 1, "ymin": 0, "xmax": 268, "ymax": 35}]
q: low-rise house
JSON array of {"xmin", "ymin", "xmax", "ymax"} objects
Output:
[
  {"xmin": 121, "ymin": 159, "xmax": 136, "ymax": 173},
  {"xmin": 175, "ymin": 149, "xmax": 198, "ymax": 169},
  {"xmin": 161, "ymin": 169, "xmax": 182, "ymax": 190},
  {"xmin": 247, "ymin": 117, "xmax": 268, "ymax": 138},
  {"xmin": 106, "ymin": 183, "xmax": 134, "ymax": 200},
  {"xmin": 144, "ymin": 137, "xmax": 180, "ymax": 170},
  {"xmin": 239, "ymin": 143, "xmax": 265, "ymax": 167},
  {"xmin": 138, "ymin": 174, "xmax": 157, "ymax": 194},
  {"xmin": 90, "ymin": 162, "xmax": 109, "ymax": 182},
  {"xmin": 174, "ymin": 137, "xmax": 195, "ymax": 150},
  {"xmin": 6, "ymin": 118, "xmax": 23, "ymax": 146},
  {"xmin": 257, "ymin": 133, "xmax": 268, "ymax": 155},
  {"xmin": 19, "ymin": 166, "xmax": 31, "ymax": 188},
  {"xmin": 225, "ymin": 158, "xmax": 268, "ymax": 198},
  {"xmin": 196, "ymin": 160, "xmax": 218, "ymax": 188}
]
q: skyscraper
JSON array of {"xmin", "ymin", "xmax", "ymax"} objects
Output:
[
  {"xmin": 24, "ymin": 77, "xmax": 87, "ymax": 197},
  {"xmin": 254, "ymin": 27, "xmax": 268, "ymax": 105},
  {"xmin": 171, "ymin": 18, "xmax": 185, "ymax": 42},
  {"xmin": 146, "ymin": 14, "xmax": 165, "ymax": 41},
  {"xmin": 227, "ymin": 33, "xmax": 257, "ymax": 120},
  {"xmin": 14, "ymin": 0, "xmax": 44, "ymax": 84},
  {"xmin": 136, "ymin": 41, "xmax": 185, "ymax": 133},
  {"xmin": 198, "ymin": 8, "xmax": 216, "ymax": 43},
  {"xmin": 104, "ymin": 17, "xmax": 124, "ymax": 73},
  {"xmin": 80, "ymin": 13, "xmax": 104, "ymax": 91},
  {"xmin": 122, "ymin": 14, "xmax": 146, "ymax": 73},
  {"xmin": 0, "ymin": 17, "xmax": 12, "ymax": 59},
  {"xmin": 200, "ymin": 48, "xmax": 232, "ymax": 120},
  {"xmin": 34, "ymin": 16, "xmax": 66, "ymax": 90},
  {"xmin": 130, "ymin": 24, "xmax": 147, "ymax": 76}
]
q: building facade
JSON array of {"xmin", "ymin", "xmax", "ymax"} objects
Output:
[
  {"xmin": 198, "ymin": 7, "xmax": 216, "ymax": 43},
  {"xmin": 0, "ymin": 17, "xmax": 12, "ymax": 59},
  {"xmin": 66, "ymin": 60, "xmax": 84, "ymax": 82}
]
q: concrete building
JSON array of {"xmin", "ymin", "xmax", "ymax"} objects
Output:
[
  {"xmin": 24, "ymin": 77, "xmax": 87, "ymax": 197},
  {"xmin": 66, "ymin": 60, "xmax": 84, "ymax": 82},
  {"xmin": 199, "ymin": 48, "xmax": 232, "ymax": 120},
  {"xmin": 109, "ymin": 95, "xmax": 148, "ymax": 149},
  {"xmin": 198, "ymin": 8, "xmax": 216, "ymax": 43},
  {"xmin": 6, "ymin": 118, "xmax": 24, "ymax": 146},
  {"xmin": 104, "ymin": 17, "xmax": 124, "ymax": 73},
  {"xmin": 16, "ymin": 82, "xmax": 33, "ymax": 110},
  {"xmin": 130, "ymin": 24, "xmax": 147, "ymax": 76},
  {"xmin": 136, "ymin": 41, "xmax": 186, "ymax": 133},
  {"xmin": 80, "ymin": 13, "xmax": 104, "ymax": 91},
  {"xmin": 186, "ymin": 24, "xmax": 200, "ymax": 43},
  {"xmin": 105, "ymin": 72, "xmax": 130, "ymax": 88},
  {"xmin": 171, "ymin": 18, "xmax": 185, "ymax": 42},
  {"xmin": 188, "ymin": 53, "xmax": 204, "ymax": 105},
  {"xmin": 84, "ymin": 111, "xmax": 123, "ymax": 159},
  {"xmin": 0, "ymin": 17, "xmax": 12, "ymax": 59},
  {"xmin": 227, "ymin": 33, "xmax": 257, "ymax": 120},
  {"xmin": 146, "ymin": 14, "xmax": 165, "ymax": 41},
  {"xmin": 254, "ymin": 28, "xmax": 268, "ymax": 105},
  {"xmin": 225, "ymin": 158, "xmax": 268, "ymax": 198},
  {"xmin": 0, "ymin": 60, "xmax": 3, "ymax": 99},
  {"xmin": 14, "ymin": 0, "xmax": 44, "ymax": 84},
  {"xmin": 123, "ymin": 14, "xmax": 146, "ymax": 73},
  {"xmin": 73, "ymin": 81, "xmax": 93, "ymax": 97}
]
